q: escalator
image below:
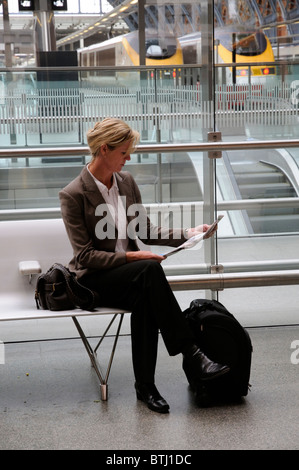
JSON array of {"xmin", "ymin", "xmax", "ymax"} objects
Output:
[{"xmin": 231, "ymin": 159, "xmax": 299, "ymax": 233}]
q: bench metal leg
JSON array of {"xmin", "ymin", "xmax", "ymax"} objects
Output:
[
  {"xmin": 100, "ymin": 384, "xmax": 108, "ymax": 401},
  {"xmin": 72, "ymin": 313, "xmax": 125, "ymax": 401}
]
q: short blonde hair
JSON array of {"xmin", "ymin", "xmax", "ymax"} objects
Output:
[{"xmin": 87, "ymin": 118, "xmax": 140, "ymax": 160}]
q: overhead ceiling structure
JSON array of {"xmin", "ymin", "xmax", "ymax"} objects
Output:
[
  {"xmin": 57, "ymin": 0, "xmax": 137, "ymax": 47},
  {"xmin": 106, "ymin": 0, "xmax": 299, "ymax": 45},
  {"xmin": 56, "ymin": 0, "xmax": 299, "ymax": 49},
  {"xmin": 1, "ymin": 0, "xmax": 299, "ymax": 55}
]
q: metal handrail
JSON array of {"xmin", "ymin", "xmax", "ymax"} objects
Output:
[
  {"xmin": 1, "ymin": 194, "xmax": 299, "ymax": 221},
  {"xmin": 0, "ymin": 139, "xmax": 299, "ymax": 159},
  {"xmin": 164, "ymin": 260, "xmax": 299, "ymax": 276},
  {"xmin": 217, "ymin": 198, "xmax": 299, "ymax": 209},
  {"xmin": 1, "ymin": 58, "xmax": 299, "ymax": 73},
  {"xmin": 168, "ymin": 270, "xmax": 299, "ymax": 291}
]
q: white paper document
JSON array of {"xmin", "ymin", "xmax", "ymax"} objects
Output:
[{"xmin": 162, "ymin": 215, "xmax": 224, "ymax": 259}]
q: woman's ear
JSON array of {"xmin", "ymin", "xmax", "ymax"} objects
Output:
[{"xmin": 100, "ymin": 144, "xmax": 108, "ymax": 156}]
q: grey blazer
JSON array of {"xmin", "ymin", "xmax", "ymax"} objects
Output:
[{"xmin": 59, "ymin": 166, "xmax": 185, "ymax": 279}]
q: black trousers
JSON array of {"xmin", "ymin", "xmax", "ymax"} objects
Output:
[{"xmin": 81, "ymin": 260, "xmax": 194, "ymax": 383}]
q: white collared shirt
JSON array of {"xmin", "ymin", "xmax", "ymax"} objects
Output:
[{"xmin": 87, "ymin": 166, "xmax": 129, "ymax": 252}]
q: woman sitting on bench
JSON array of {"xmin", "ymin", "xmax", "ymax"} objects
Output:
[{"xmin": 59, "ymin": 117, "xmax": 229, "ymax": 414}]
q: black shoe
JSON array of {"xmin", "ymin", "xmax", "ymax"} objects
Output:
[
  {"xmin": 135, "ymin": 382, "xmax": 170, "ymax": 414},
  {"xmin": 183, "ymin": 346, "xmax": 230, "ymax": 382}
]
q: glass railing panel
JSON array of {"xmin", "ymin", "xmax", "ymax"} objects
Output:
[
  {"xmin": 2, "ymin": 141, "xmax": 298, "ymax": 255},
  {"xmin": 128, "ymin": 150, "xmax": 202, "ymax": 205},
  {"xmin": 0, "ymin": 153, "xmax": 89, "ymax": 210},
  {"xmin": 216, "ymin": 145, "xmax": 299, "ymax": 271},
  {"xmin": 8, "ymin": 64, "xmax": 299, "ymax": 148},
  {"xmin": 0, "ymin": 146, "xmax": 208, "ymax": 267},
  {"xmin": 0, "ymin": 68, "xmax": 83, "ymax": 147},
  {"xmin": 214, "ymin": 61, "xmax": 299, "ymax": 142},
  {"xmin": 0, "ymin": 66, "xmax": 204, "ymax": 147},
  {"xmin": 287, "ymin": 147, "xmax": 299, "ymax": 171},
  {"xmin": 215, "ymin": 139, "xmax": 299, "ymax": 327},
  {"xmin": 0, "ymin": 147, "xmax": 203, "ymax": 210}
]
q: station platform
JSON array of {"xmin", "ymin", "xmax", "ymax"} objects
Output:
[{"xmin": 0, "ymin": 325, "xmax": 298, "ymax": 450}]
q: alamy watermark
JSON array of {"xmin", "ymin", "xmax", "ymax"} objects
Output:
[
  {"xmin": 94, "ymin": 198, "xmax": 204, "ymax": 248},
  {"xmin": 291, "ymin": 81, "xmax": 299, "ymax": 105},
  {"xmin": 290, "ymin": 340, "xmax": 299, "ymax": 365},
  {"xmin": 0, "ymin": 341, "xmax": 4, "ymax": 365}
]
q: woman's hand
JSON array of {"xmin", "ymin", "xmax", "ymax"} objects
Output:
[
  {"xmin": 126, "ymin": 251, "xmax": 165, "ymax": 263},
  {"xmin": 186, "ymin": 223, "xmax": 217, "ymax": 240}
]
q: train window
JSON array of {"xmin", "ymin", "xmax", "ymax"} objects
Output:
[
  {"xmin": 146, "ymin": 45, "xmax": 163, "ymax": 57},
  {"xmin": 181, "ymin": 45, "xmax": 197, "ymax": 64},
  {"xmin": 145, "ymin": 39, "xmax": 177, "ymax": 59},
  {"xmin": 126, "ymin": 30, "xmax": 177, "ymax": 59},
  {"xmin": 96, "ymin": 49, "xmax": 115, "ymax": 66},
  {"xmin": 82, "ymin": 54, "xmax": 88, "ymax": 67},
  {"xmin": 220, "ymin": 31, "xmax": 267, "ymax": 56},
  {"xmin": 89, "ymin": 54, "xmax": 95, "ymax": 76}
]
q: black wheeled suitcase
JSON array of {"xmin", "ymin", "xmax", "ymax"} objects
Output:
[{"xmin": 183, "ymin": 298, "xmax": 252, "ymax": 407}]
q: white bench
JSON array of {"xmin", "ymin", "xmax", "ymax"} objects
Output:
[
  {"xmin": 0, "ymin": 218, "xmax": 130, "ymax": 401},
  {"xmin": 2, "ymin": 218, "xmax": 299, "ymax": 402}
]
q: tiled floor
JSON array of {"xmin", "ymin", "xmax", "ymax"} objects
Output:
[{"xmin": 0, "ymin": 325, "xmax": 298, "ymax": 450}]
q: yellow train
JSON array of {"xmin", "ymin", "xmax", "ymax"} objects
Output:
[
  {"xmin": 78, "ymin": 29, "xmax": 183, "ymax": 86},
  {"xmin": 179, "ymin": 28, "xmax": 276, "ymax": 85}
]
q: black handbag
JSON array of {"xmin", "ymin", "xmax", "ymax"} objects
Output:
[{"xmin": 35, "ymin": 263, "xmax": 96, "ymax": 311}]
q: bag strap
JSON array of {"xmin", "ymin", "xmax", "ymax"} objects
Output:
[{"xmin": 185, "ymin": 298, "xmax": 234, "ymax": 319}]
